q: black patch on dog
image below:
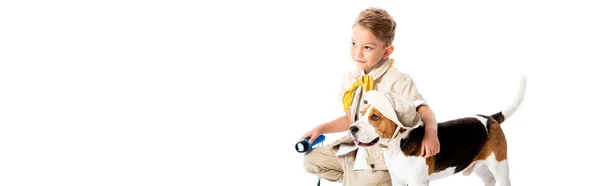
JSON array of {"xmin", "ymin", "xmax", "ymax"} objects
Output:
[{"xmin": 401, "ymin": 117, "xmax": 488, "ymax": 173}]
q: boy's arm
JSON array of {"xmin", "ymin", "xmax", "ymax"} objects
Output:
[
  {"xmin": 418, "ymin": 104, "xmax": 439, "ymax": 157},
  {"xmin": 303, "ymin": 110, "xmax": 351, "ymax": 143},
  {"xmin": 392, "ymin": 75, "xmax": 440, "ymax": 157},
  {"xmin": 316, "ymin": 110, "xmax": 352, "ymax": 133},
  {"xmin": 417, "ymin": 105, "xmax": 437, "ymax": 132},
  {"xmin": 418, "ymin": 105, "xmax": 438, "ymax": 135}
]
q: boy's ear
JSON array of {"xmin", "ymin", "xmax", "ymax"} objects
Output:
[{"xmin": 383, "ymin": 45, "xmax": 395, "ymax": 58}]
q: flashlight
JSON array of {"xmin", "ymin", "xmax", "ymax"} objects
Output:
[{"xmin": 295, "ymin": 134, "xmax": 326, "ymax": 153}]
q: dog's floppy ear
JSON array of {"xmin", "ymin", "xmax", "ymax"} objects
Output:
[{"xmin": 385, "ymin": 93, "xmax": 422, "ymax": 128}]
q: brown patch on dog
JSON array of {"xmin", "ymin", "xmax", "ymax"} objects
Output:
[
  {"xmin": 398, "ymin": 127, "xmax": 406, "ymax": 133},
  {"xmin": 426, "ymin": 156, "xmax": 436, "ymax": 175},
  {"xmin": 368, "ymin": 108, "xmax": 399, "ymax": 139},
  {"xmin": 491, "ymin": 112, "xmax": 506, "ymax": 124},
  {"xmin": 474, "ymin": 116, "xmax": 508, "ymax": 162},
  {"xmin": 359, "ymin": 104, "xmax": 372, "ymax": 117}
]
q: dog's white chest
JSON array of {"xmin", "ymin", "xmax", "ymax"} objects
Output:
[{"xmin": 383, "ymin": 150, "xmax": 429, "ymax": 185}]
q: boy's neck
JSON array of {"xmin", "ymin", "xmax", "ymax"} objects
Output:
[
  {"xmin": 359, "ymin": 57, "xmax": 390, "ymax": 76},
  {"xmin": 361, "ymin": 69, "xmax": 369, "ymax": 75}
]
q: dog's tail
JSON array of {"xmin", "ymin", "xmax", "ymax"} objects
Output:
[{"xmin": 491, "ymin": 75, "xmax": 527, "ymax": 124}]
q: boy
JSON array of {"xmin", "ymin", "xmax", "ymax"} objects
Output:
[{"xmin": 301, "ymin": 7, "xmax": 440, "ymax": 186}]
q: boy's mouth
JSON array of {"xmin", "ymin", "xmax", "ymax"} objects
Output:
[{"xmin": 356, "ymin": 60, "xmax": 366, "ymax": 63}]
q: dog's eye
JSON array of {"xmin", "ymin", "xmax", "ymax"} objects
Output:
[{"xmin": 371, "ymin": 114, "xmax": 380, "ymax": 121}]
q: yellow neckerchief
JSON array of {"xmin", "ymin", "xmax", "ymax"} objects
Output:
[{"xmin": 342, "ymin": 58, "xmax": 395, "ymax": 112}]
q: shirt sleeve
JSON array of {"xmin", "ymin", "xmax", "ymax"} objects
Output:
[{"xmin": 391, "ymin": 75, "xmax": 428, "ymax": 107}]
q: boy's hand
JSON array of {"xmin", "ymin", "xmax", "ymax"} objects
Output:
[
  {"xmin": 420, "ymin": 128, "xmax": 440, "ymax": 158},
  {"xmin": 301, "ymin": 126, "xmax": 322, "ymax": 144}
]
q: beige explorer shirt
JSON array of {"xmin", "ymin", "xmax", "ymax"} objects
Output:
[{"xmin": 334, "ymin": 57, "xmax": 428, "ymax": 171}]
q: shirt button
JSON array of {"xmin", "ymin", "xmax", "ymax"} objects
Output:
[
  {"xmin": 363, "ymin": 100, "xmax": 368, "ymax": 104},
  {"xmin": 370, "ymin": 164, "xmax": 375, "ymax": 169}
]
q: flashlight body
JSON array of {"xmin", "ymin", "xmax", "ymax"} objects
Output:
[{"xmin": 295, "ymin": 134, "xmax": 326, "ymax": 153}]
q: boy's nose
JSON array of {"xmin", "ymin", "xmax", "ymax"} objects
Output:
[{"xmin": 353, "ymin": 49, "xmax": 363, "ymax": 59}]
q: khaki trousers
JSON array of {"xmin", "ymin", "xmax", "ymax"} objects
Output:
[{"xmin": 303, "ymin": 138, "xmax": 392, "ymax": 186}]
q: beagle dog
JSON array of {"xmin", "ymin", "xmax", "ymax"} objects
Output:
[{"xmin": 349, "ymin": 76, "xmax": 527, "ymax": 186}]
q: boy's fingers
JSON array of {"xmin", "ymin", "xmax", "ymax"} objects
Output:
[
  {"xmin": 301, "ymin": 131, "xmax": 314, "ymax": 140},
  {"xmin": 309, "ymin": 133, "xmax": 319, "ymax": 144},
  {"xmin": 300, "ymin": 134, "xmax": 308, "ymax": 140},
  {"xmin": 420, "ymin": 145, "xmax": 425, "ymax": 157},
  {"xmin": 426, "ymin": 148, "xmax": 432, "ymax": 158}
]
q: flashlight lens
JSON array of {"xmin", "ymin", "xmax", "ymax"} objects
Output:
[{"xmin": 296, "ymin": 143, "xmax": 304, "ymax": 152}]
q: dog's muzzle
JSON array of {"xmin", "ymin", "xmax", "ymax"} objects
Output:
[{"xmin": 355, "ymin": 137, "xmax": 379, "ymax": 147}]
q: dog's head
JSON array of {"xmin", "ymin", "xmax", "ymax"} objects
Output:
[{"xmin": 349, "ymin": 91, "xmax": 422, "ymax": 147}]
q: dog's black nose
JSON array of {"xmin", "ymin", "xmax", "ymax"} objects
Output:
[{"xmin": 350, "ymin": 126, "xmax": 359, "ymax": 134}]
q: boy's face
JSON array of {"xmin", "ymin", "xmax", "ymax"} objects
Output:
[{"xmin": 350, "ymin": 25, "xmax": 394, "ymax": 73}]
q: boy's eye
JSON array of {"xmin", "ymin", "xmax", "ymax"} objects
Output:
[
  {"xmin": 365, "ymin": 46, "xmax": 373, "ymax": 50},
  {"xmin": 351, "ymin": 42, "xmax": 356, "ymax": 46}
]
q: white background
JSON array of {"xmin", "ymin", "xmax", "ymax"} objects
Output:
[{"xmin": 1, "ymin": 0, "xmax": 599, "ymax": 185}]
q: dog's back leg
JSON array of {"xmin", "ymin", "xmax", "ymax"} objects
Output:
[
  {"xmin": 474, "ymin": 163, "xmax": 496, "ymax": 186},
  {"xmin": 487, "ymin": 159, "xmax": 511, "ymax": 186}
]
